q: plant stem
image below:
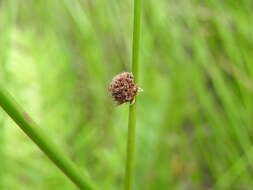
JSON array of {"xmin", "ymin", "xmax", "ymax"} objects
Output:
[
  {"xmin": 124, "ymin": 0, "xmax": 142, "ymax": 189},
  {"xmin": 0, "ymin": 89, "xmax": 98, "ymax": 190}
]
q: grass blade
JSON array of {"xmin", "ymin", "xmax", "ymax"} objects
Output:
[{"xmin": 0, "ymin": 89, "xmax": 98, "ymax": 190}]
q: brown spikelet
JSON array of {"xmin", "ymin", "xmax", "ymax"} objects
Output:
[{"xmin": 109, "ymin": 72, "xmax": 142, "ymax": 105}]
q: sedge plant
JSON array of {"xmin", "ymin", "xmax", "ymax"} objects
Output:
[{"xmin": 124, "ymin": 0, "xmax": 142, "ymax": 189}]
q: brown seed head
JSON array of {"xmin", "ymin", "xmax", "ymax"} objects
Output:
[{"xmin": 109, "ymin": 72, "xmax": 142, "ymax": 105}]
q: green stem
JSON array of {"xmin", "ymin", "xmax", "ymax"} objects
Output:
[
  {"xmin": 0, "ymin": 89, "xmax": 98, "ymax": 190},
  {"xmin": 124, "ymin": 0, "xmax": 142, "ymax": 189}
]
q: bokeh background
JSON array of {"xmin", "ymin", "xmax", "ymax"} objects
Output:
[{"xmin": 1, "ymin": 0, "xmax": 253, "ymax": 189}]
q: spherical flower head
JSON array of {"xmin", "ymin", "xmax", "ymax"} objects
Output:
[{"xmin": 109, "ymin": 72, "xmax": 142, "ymax": 105}]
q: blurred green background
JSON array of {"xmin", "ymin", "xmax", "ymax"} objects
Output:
[{"xmin": 1, "ymin": 0, "xmax": 253, "ymax": 189}]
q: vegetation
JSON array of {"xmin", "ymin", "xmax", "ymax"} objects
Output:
[
  {"xmin": 125, "ymin": 0, "xmax": 141, "ymax": 189},
  {"xmin": 1, "ymin": 0, "xmax": 253, "ymax": 189}
]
